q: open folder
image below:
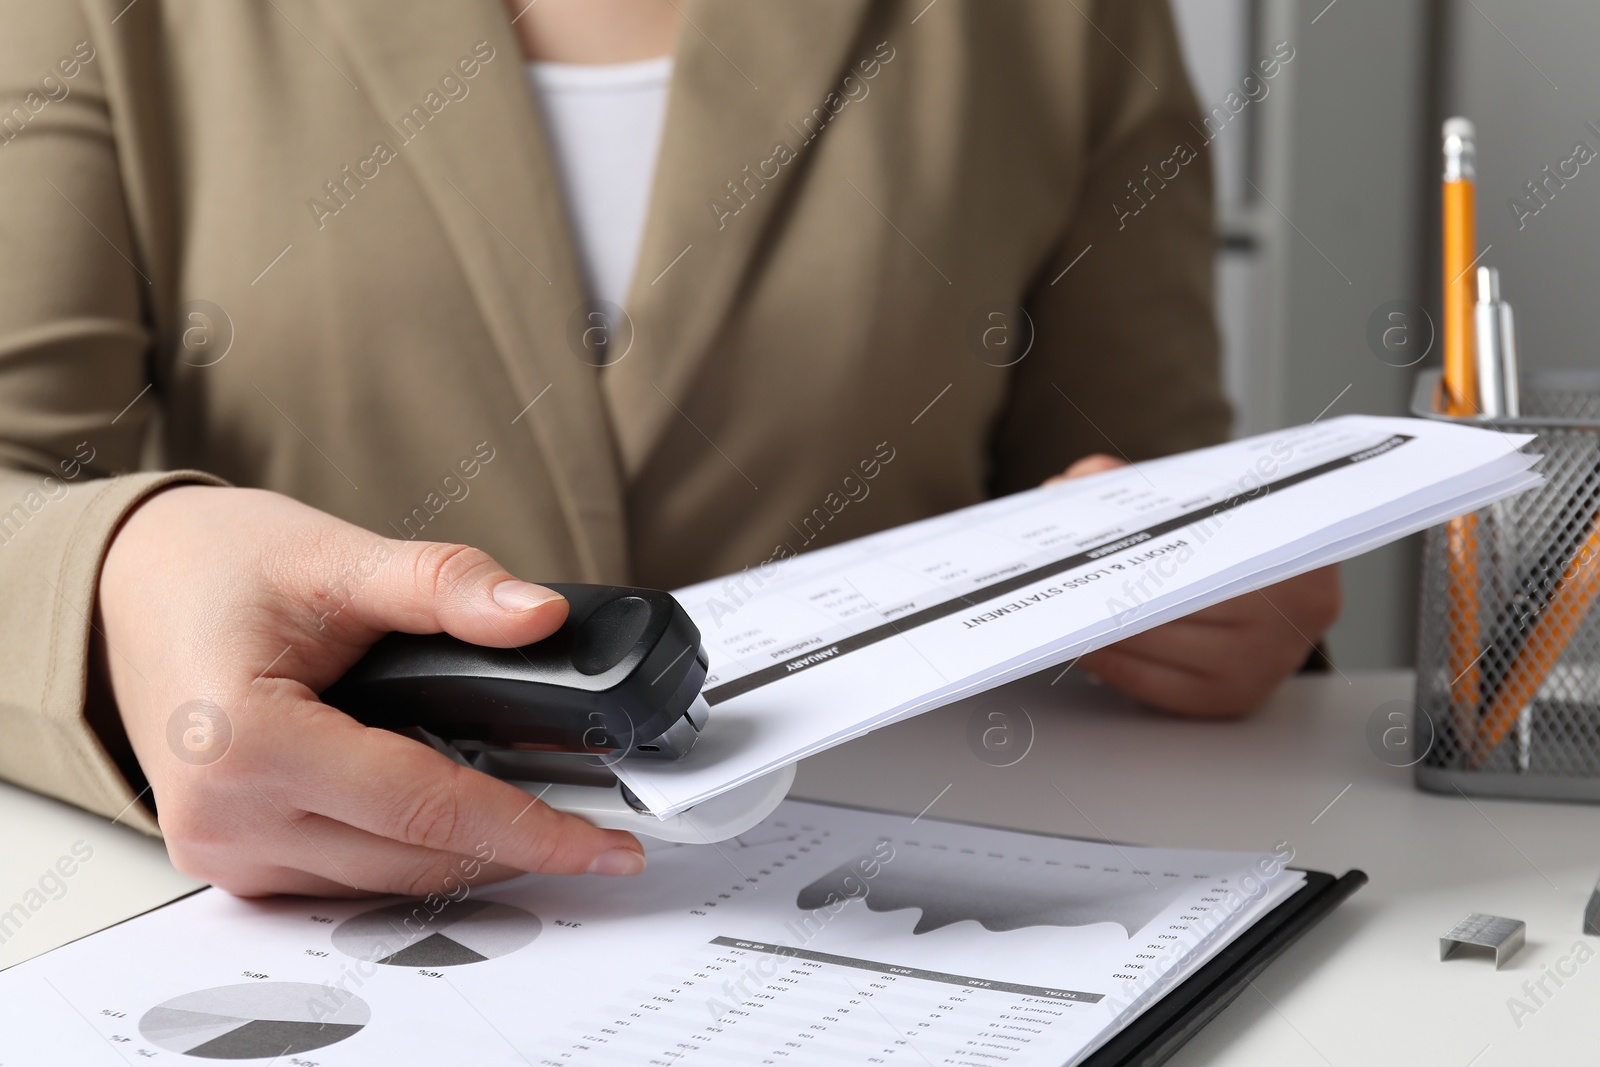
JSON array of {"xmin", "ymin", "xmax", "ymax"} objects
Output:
[{"xmin": 617, "ymin": 415, "xmax": 1541, "ymax": 818}]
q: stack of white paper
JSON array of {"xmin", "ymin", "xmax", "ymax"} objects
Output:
[{"xmin": 616, "ymin": 416, "xmax": 1540, "ymax": 818}]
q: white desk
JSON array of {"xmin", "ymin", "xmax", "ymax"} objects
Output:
[{"xmin": 4, "ymin": 670, "xmax": 1597, "ymax": 1064}]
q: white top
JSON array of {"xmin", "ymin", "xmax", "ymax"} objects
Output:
[{"xmin": 527, "ymin": 56, "xmax": 673, "ymax": 309}]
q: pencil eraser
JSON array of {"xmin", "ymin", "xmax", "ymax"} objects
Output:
[{"xmin": 1443, "ymin": 117, "xmax": 1476, "ymax": 142}]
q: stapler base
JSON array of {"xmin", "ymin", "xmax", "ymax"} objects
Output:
[
  {"xmin": 418, "ymin": 724, "xmax": 794, "ymax": 844},
  {"xmin": 512, "ymin": 764, "xmax": 796, "ymax": 844}
]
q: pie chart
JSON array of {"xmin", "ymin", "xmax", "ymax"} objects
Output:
[
  {"xmin": 139, "ymin": 982, "xmax": 369, "ymax": 1059},
  {"xmin": 332, "ymin": 899, "xmax": 541, "ymax": 967}
]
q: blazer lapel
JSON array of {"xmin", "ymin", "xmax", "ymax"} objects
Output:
[
  {"xmin": 607, "ymin": 0, "xmax": 876, "ymax": 477},
  {"xmin": 320, "ymin": 0, "xmax": 629, "ymax": 580}
]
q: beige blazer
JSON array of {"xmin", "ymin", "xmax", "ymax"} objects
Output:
[{"xmin": 0, "ymin": 0, "xmax": 1227, "ymax": 835}]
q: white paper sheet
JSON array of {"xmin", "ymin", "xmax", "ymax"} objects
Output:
[
  {"xmin": 0, "ymin": 801, "xmax": 1306, "ymax": 1066},
  {"xmin": 616, "ymin": 416, "xmax": 1539, "ymax": 818}
]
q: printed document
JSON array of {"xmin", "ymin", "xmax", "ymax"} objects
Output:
[
  {"xmin": 0, "ymin": 801, "xmax": 1306, "ymax": 1066},
  {"xmin": 615, "ymin": 416, "xmax": 1539, "ymax": 817}
]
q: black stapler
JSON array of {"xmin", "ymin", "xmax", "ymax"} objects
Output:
[{"xmin": 322, "ymin": 584, "xmax": 791, "ymax": 842}]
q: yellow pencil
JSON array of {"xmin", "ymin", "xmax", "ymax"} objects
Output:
[
  {"xmin": 1472, "ymin": 515, "xmax": 1600, "ymax": 768},
  {"xmin": 1442, "ymin": 118, "xmax": 1479, "ymax": 418},
  {"xmin": 1441, "ymin": 118, "xmax": 1482, "ymax": 733},
  {"xmin": 1445, "ymin": 514, "xmax": 1482, "ymax": 722}
]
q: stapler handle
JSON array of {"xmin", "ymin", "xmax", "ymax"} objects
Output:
[{"xmin": 320, "ymin": 583, "xmax": 707, "ymax": 757}]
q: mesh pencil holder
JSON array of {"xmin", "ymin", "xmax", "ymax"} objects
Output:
[{"xmin": 1411, "ymin": 368, "xmax": 1600, "ymax": 801}]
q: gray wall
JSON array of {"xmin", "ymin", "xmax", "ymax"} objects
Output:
[
  {"xmin": 1258, "ymin": 0, "xmax": 1434, "ymax": 670},
  {"xmin": 1170, "ymin": 1, "xmax": 1436, "ymax": 668},
  {"xmin": 1440, "ymin": 0, "xmax": 1600, "ymax": 374}
]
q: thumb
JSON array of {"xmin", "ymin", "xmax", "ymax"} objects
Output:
[{"xmin": 344, "ymin": 539, "xmax": 569, "ymax": 647}]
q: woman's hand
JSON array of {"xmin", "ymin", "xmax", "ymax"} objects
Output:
[
  {"xmin": 96, "ymin": 485, "xmax": 646, "ymax": 897},
  {"xmin": 1049, "ymin": 455, "xmax": 1342, "ymax": 717}
]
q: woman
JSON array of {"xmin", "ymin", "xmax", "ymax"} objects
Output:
[{"xmin": 0, "ymin": 0, "xmax": 1338, "ymax": 896}]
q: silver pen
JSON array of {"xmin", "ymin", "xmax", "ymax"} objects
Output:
[
  {"xmin": 1499, "ymin": 284, "xmax": 1521, "ymax": 418},
  {"xmin": 1585, "ymin": 871, "xmax": 1600, "ymax": 936},
  {"xmin": 1474, "ymin": 267, "xmax": 1503, "ymax": 418},
  {"xmin": 1473, "ymin": 266, "xmax": 1521, "ymax": 419}
]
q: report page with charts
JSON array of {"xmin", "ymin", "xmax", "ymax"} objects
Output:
[{"xmin": 0, "ymin": 800, "xmax": 1305, "ymax": 1066}]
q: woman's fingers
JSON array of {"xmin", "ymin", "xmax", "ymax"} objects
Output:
[
  {"xmin": 193, "ymin": 808, "xmax": 529, "ymax": 898},
  {"xmin": 1077, "ymin": 645, "xmax": 1251, "ymax": 718},
  {"xmin": 1045, "ymin": 453, "xmax": 1126, "ymax": 485},
  {"xmin": 1082, "ymin": 600, "xmax": 1316, "ymax": 715},
  {"xmin": 1091, "ymin": 613, "xmax": 1253, "ymax": 675},
  {"xmin": 230, "ymin": 867, "xmax": 380, "ymax": 899},
  {"xmin": 163, "ymin": 682, "xmax": 646, "ymax": 895},
  {"xmin": 336, "ymin": 537, "xmax": 571, "ymax": 648},
  {"xmin": 251, "ymin": 691, "xmax": 646, "ymax": 878},
  {"xmin": 98, "ymin": 486, "xmax": 651, "ymax": 898}
]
